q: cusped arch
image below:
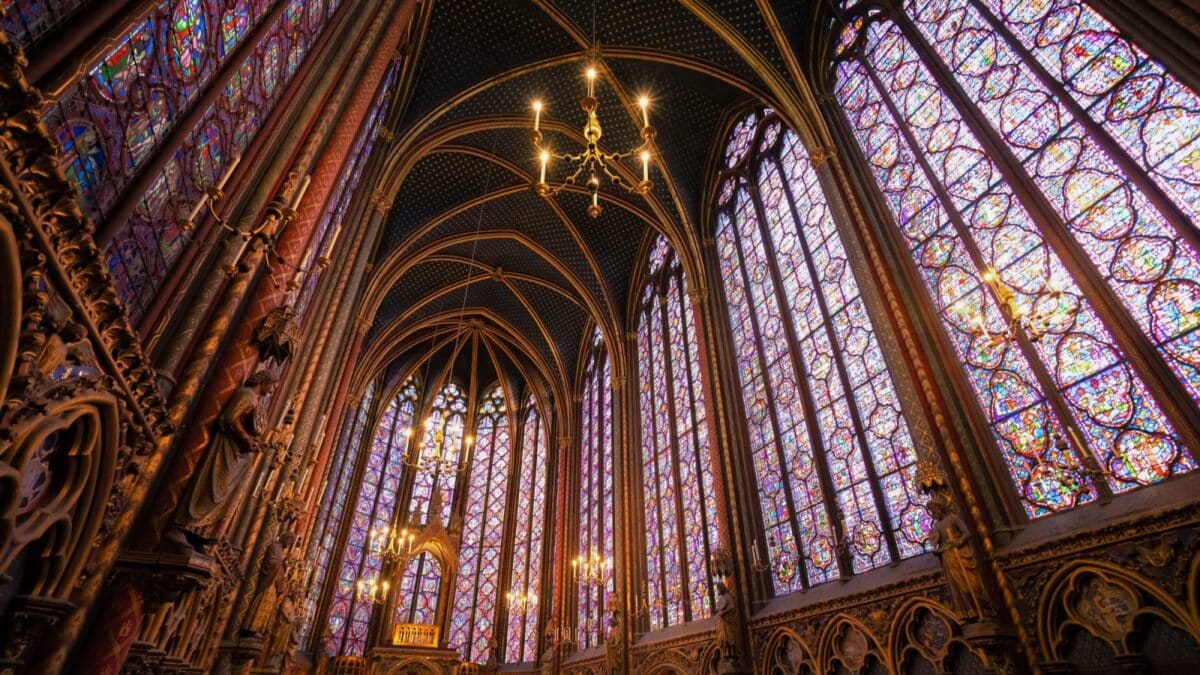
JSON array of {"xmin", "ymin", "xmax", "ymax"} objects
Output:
[
  {"xmin": 1037, "ymin": 559, "xmax": 1200, "ymax": 661},
  {"xmin": 816, "ymin": 614, "xmax": 886, "ymax": 674},
  {"xmin": 758, "ymin": 626, "xmax": 815, "ymax": 675},
  {"xmin": 886, "ymin": 597, "xmax": 980, "ymax": 674},
  {"xmin": 0, "ymin": 389, "xmax": 120, "ymax": 598}
]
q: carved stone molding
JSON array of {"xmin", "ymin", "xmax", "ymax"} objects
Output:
[
  {"xmin": 112, "ymin": 550, "xmax": 220, "ymax": 606},
  {"xmin": 0, "ymin": 595, "xmax": 74, "ymax": 669}
]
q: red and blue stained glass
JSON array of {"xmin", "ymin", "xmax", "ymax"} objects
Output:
[
  {"xmin": 43, "ymin": 0, "xmax": 340, "ymax": 323},
  {"xmin": 638, "ymin": 236, "xmax": 721, "ymax": 629},
  {"xmin": 300, "ymin": 380, "xmax": 375, "ymax": 650},
  {"xmin": 715, "ymin": 109, "xmax": 930, "ymax": 593},
  {"xmin": 324, "ymin": 379, "xmax": 418, "ymax": 656},
  {"xmin": 409, "ymin": 382, "xmax": 469, "ymax": 526},
  {"xmin": 577, "ymin": 329, "xmax": 615, "ymax": 649},
  {"xmin": 395, "ymin": 552, "xmax": 442, "ymax": 626},
  {"xmin": 506, "ymin": 396, "xmax": 548, "ymax": 663},
  {"xmin": 448, "ymin": 387, "xmax": 511, "ymax": 663},
  {"xmin": 831, "ymin": 3, "xmax": 1197, "ymax": 516}
]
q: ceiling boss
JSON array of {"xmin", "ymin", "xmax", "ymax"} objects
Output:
[{"xmin": 530, "ymin": 49, "xmax": 656, "ymax": 218}]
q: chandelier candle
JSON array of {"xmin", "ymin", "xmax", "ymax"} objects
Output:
[{"xmin": 528, "ymin": 59, "xmax": 657, "ymax": 216}]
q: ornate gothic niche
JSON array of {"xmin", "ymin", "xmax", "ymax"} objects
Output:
[
  {"xmin": 0, "ymin": 318, "xmax": 121, "ymax": 666},
  {"xmin": 1038, "ymin": 561, "xmax": 1200, "ymax": 669},
  {"xmin": 817, "ymin": 617, "xmax": 886, "ymax": 675},
  {"xmin": 889, "ymin": 601, "xmax": 986, "ymax": 675},
  {"xmin": 758, "ymin": 628, "xmax": 814, "ymax": 675}
]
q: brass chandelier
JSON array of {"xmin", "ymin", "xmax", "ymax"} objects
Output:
[{"xmin": 530, "ymin": 47, "xmax": 656, "ymax": 218}]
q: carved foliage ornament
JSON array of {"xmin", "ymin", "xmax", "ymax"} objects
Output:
[{"xmin": 254, "ymin": 304, "xmax": 300, "ymax": 365}]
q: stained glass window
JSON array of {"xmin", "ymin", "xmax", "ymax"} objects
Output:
[
  {"xmin": 448, "ymin": 387, "xmax": 511, "ymax": 663},
  {"xmin": 298, "ymin": 380, "xmax": 376, "ymax": 649},
  {"xmin": 576, "ymin": 327, "xmax": 614, "ymax": 648},
  {"xmin": 506, "ymin": 395, "xmax": 548, "ymax": 662},
  {"xmin": 831, "ymin": 0, "xmax": 1198, "ymax": 518},
  {"xmin": 43, "ymin": 0, "xmax": 341, "ymax": 323},
  {"xmin": 2, "ymin": 0, "xmax": 88, "ymax": 48},
  {"xmin": 715, "ymin": 110, "xmax": 929, "ymax": 594},
  {"xmin": 324, "ymin": 379, "xmax": 419, "ymax": 656},
  {"xmin": 394, "ymin": 552, "xmax": 442, "ymax": 626},
  {"xmin": 637, "ymin": 235, "xmax": 720, "ymax": 629},
  {"xmin": 409, "ymin": 382, "xmax": 469, "ymax": 525},
  {"xmin": 294, "ymin": 59, "xmax": 402, "ymax": 316}
]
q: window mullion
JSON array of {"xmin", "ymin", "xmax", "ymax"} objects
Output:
[
  {"xmin": 656, "ymin": 283, "xmax": 696, "ymax": 624},
  {"xmin": 745, "ymin": 178, "xmax": 858, "ymax": 577},
  {"xmin": 767, "ymin": 152, "xmax": 902, "ymax": 563},
  {"xmin": 722, "ymin": 199, "xmax": 814, "ymax": 589},
  {"xmin": 643, "ymin": 312, "xmax": 673, "ymax": 629},
  {"xmin": 673, "ymin": 267, "xmax": 717, "ymax": 613},
  {"xmin": 966, "ymin": 0, "xmax": 1200, "ymax": 252},
  {"xmin": 855, "ymin": 53, "xmax": 1116, "ymax": 499},
  {"xmin": 891, "ymin": 13, "xmax": 1200, "ymax": 454}
]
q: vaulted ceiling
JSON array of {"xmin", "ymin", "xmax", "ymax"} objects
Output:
[{"xmin": 358, "ymin": 0, "xmax": 830, "ymax": 415}]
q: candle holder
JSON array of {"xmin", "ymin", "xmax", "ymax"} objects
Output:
[{"xmin": 528, "ymin": 48, "xmax": 656, "ymax": 217}]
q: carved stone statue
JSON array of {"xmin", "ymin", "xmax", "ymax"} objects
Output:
[
  {"xmin": 539, "ymin": 633, "xmax": 556, "ymax": 675},
  {"xmin": 482, "ymin": 638, "xmax": 499, "ymax": 671},
  {"xmin": 713, "ymin": 580, "xmax": 741, "ymax": 664},
  {"xmin": 605, "ymin": 608, "xmax": 625, "ymax": 674},
  {"xmin": 241, "ymin": 530, "xmax": 296, "ymax": 636},
  {"xmin": 926, "ymin": 489, "xmax": 989, "ymax": 621},
  {"xmin": 167, "ymin": 370, "xmax": 277, "ymax": 551}
]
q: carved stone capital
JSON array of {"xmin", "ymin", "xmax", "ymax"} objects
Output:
[
  {"xmin": 113, "ymin": 549, "xmax": 219, "ymax": 606},
  {"xmin": 0, "ymin": 595, "xmax": 74, "ymax": 669},
  {"xmin": 370, "ymin": 189, "xmax": 393, "ymax": 214},
  {"xmin": 686, "ymin": 287, "xmax": 708, "ymax": 302},
  {"xmin": 809, "ymin": 146, "xmax": 838, "ymax": 167}
]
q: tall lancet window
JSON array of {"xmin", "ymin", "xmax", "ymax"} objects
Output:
[
  {"xmin": 831, "ymin": 0, "xmax": 1198, "ymax": 518},
  {"xmin": 43, "ymin": 0, "xmax": 340, "ymax": 321},
  {"xmin": 449, "ymin": 387, "xmax": 511, "ymax": 662},
  {"xmin": 637, "ymin": 234, "xmax": 720, "ymax": 628},
  {"xmin": 390, "ymin": 381, "xmax": 468, "ymax": 631},
  {"xmin": 577, "ymin": 327, "xmax": 615, "ymax": 648},
  {"xmin": 323, "ymin": 378, "xmax": 418, "ymax": 655},
  {"xmin": 507, "ymin": 394, "xmax": 548, "ymax": 662},
  {"xmin": 715, "ymin": 110, "xmax": 929, "ymax": 594},
  {"xmin": 410, "ymin": 382, "xmax": 469, "ymax": 525},
  {"xmin": 300, "ymin": 379, "xmax": 376, "ymax": 649},
  {"xmin": 394, "ymin": 552, "xmax": 442, "ymax": 626}
]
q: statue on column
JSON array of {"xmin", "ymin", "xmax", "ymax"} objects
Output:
[
  {"xmin": 167, "ymin": 370, "xmax": 278, "ymax": 552},
  {"xmin": 713, "ymin": 580, "xmax": 742, "ymax": 665},
  {"xmin": 241, "ymin": 530, "xmax": 297, "ymax": 637},
  {"xmin": 539, "ymin": 632, "xmax": 557, "ymax": 675},
  {"xmin": 605, "ymin": 607, "xmax": 626, "ymax": 674},
  {"xmin": 926, "ymin": 488, "xmax": 989, "ymax": 622}
]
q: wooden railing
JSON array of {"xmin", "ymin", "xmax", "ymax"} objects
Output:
[{"xmin": 392, "ymin": 622, "xmax": 439, "ymax": 647}]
